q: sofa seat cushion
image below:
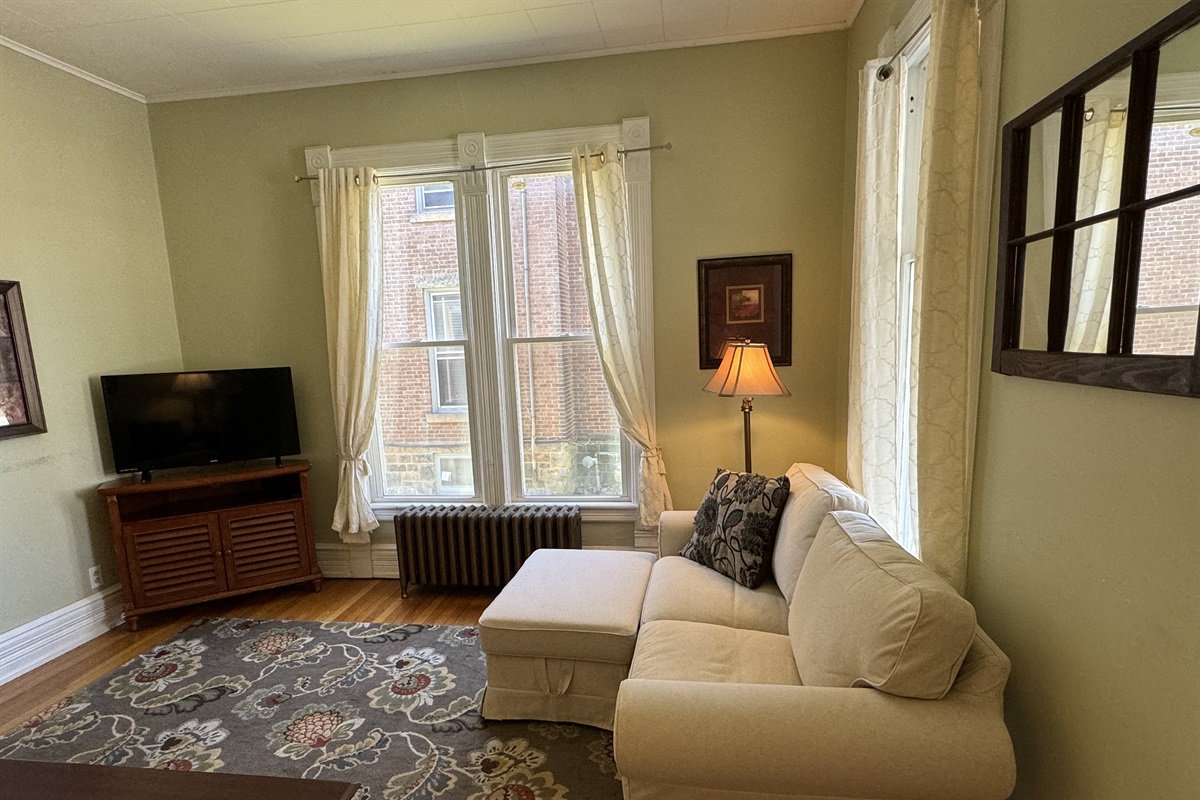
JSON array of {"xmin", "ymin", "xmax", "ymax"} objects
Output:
[
  {"xmin": 789, "ymin": 511, "xmax": 977, "ymax": 699},
  {"xmin": 772, "ymin": 463, "xmax": 870, "ymax": 605},
  {"xmin": 641, "ymin": 555, "xmax": 790, "ymax": 635},
  {"xmin": 630, "ymin": 619, "xmax": 801, "ymax": 685}
]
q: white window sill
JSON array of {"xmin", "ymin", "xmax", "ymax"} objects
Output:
[{"xmin": 370, "ymin": 500, "xmax": 637, "ymax": 524}]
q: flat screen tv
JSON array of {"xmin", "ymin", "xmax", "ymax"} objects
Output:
[{"xmin": 101, "ymin": 367, "xmax": 301, "ymax": 480}]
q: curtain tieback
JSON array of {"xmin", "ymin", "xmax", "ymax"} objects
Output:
[
  {"xmin": 641, "ymin": 446, "xmax": 664, "ymax": 461},
  {"xmin": 337, "ymin": 455, "xmax": 372, "ymax": 478}
]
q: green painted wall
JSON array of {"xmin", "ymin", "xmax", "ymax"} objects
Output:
[
  {"xmin": 844, "ymin": 1, "xmax": 1199, "ymax": 797},
  {"xmin": 0, "ymin": 48, "xmax": 181, "ymax": 633},
  {"xmin": 970, "ymin": 1, "xmax": 1200, "ymax": 797},
  {"xmin": 146, "ymin": 34, "xmax": 849, "ymax": 544}
]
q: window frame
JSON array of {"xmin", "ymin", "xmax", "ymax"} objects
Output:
[
  {"xmin": 307, "ymin": 119, "xmax": 654, "ymax": 520},
  {"xmin": 893, "ymin": 27, "xmax": 930, "ymax": 555},
  {"xmin": 993, "ymin": 1, "xmax": 1200, "ymax": 397}
]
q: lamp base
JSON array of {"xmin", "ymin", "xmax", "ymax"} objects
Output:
[{"xmin": 742, "ymin": 396, "xmax": 753, "ymax": 473}]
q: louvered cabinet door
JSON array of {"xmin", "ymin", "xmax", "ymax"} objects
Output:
[
  {"xmin": 221, "ymin": 500, "xmax": 312, "ymax": 591},
  {"xmin": 124, "ymin": 513, "xmax": 227, "ymax": 609}
]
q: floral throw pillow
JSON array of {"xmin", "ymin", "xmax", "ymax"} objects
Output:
[{"xmin": 680, "ymin": 468, "xmax": 791, "ymax": 589}]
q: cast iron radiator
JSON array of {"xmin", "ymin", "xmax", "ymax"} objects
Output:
[{"xmin": 394, "ymin": 505, "xmax": 582, "ymax": 597}]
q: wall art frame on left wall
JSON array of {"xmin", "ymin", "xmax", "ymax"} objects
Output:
[{"xmin": 0, "ymin": 281, "xmax": 47, "ymax": 439}]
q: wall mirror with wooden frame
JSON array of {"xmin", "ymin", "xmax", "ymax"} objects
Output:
[{"xmin": 994, "ymin": 0, "xmax": 1200, "ymax": 397}]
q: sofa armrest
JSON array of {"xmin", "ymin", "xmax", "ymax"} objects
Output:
[
  {"xmin": 656, "ymin": 510, "xmax": 695, "ymax": 557},
  {"xmin": 614, "ymin": 679, "xmax": 1015, "ymax": 800}
]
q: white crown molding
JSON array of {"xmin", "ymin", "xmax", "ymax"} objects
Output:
[
  {"xmin": 0, "ymin": 586, "xmax": 124, "ymax": 686},
  {"xmin": 845, "ymin": 0, "xmax": 869, "ymax": 28},
  {"xmin": 144, "ymin": 22, "xmax": 850, "ymax": 104},
  {"xmin": 0, "ymin": 35, "xmax": 145, "ymax": 104}
]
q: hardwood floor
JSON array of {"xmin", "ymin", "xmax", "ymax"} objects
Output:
[{"xmin": 0, "ymin": 579, "xmax": 496, "ymax": 736}]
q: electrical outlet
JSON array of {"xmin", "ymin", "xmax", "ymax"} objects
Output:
[{"xmin": 88, "ymin": 565, "xmax": 102, "ymax": 590}]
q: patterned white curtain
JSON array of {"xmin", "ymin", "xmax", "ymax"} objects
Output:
[
  {"xmin": 910, "ymin": 0, "xmax": 985, "ymax": 593},
  {"xmin": 316, "ymin": 166, "xmax": 382, "ymax": 543},
  {"xmin": 847, "ymin": 60, "xmax": 917, "ymax": 549},
  {"xmin": 572, "ymin": 143, "xmax": 672, "ymax": 529},
  {"xmin": 1068, "ymin": 101, "xmax": 1127, "ymax": 352}
]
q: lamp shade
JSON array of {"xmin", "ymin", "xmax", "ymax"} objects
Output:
[{"xmin": 703, "ymin": 342, "xmax": 791, "ymax": 397}]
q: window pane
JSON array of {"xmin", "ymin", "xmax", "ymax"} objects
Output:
[
  {"xmin": 1025, "ymin": 110, "xmax": 1062, "ymax": 236},
  {"xmin": 1148, "ymin": 23, "xmax": 1200, "ymax": 199},
  {"xmin": 1075, "ymin": 67, "xmax": 1130, "ymax": 221},
  {"xmin": 512, "ymin": 341, "xmax": 622, "ymax": 498},
  {"xmin": 1019, "ymin": 238, "xmax": 1054, "ymax": 349},
  {"xmin": 378, "ymin": 347, "xmax": 475, "ymax": 497},
  {"xmin": 1065, "ymin": 218, "xmax": 1119, "ymax": 353},
  {"xmin": 507, "ymin": 172, "xmax": 593, "ymax": 338},
  {"xmin": 1132, "ymin": 196, "xmax": 1200, "ymax": 355},
  {"xmin": 381, "ymin": 183, "xmax": 460, "ymax": 344}
]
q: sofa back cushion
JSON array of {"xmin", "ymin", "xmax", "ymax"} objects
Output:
[
  {"xmin": 771, "ymin": 463, "xmax": 869, "ymax": 604},
  {"xmin": 788, "ymin": 511, "xmax": 977, "ymax": 699}
]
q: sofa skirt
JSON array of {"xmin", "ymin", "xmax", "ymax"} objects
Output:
[{"xmin": 481, "ymin": 653, "xmax": 630, "ymax": 730}]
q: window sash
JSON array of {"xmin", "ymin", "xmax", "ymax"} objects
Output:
[{"xmin": 490, "ymin": 164, "xmax": 632, "ymax": 504}]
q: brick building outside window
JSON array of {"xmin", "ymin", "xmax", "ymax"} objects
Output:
[{"xmin": 375, "ymin": 171, "xmax": 623, "ymax": 502}]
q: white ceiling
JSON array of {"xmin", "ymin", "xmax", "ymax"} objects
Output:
[{"xmin": 0, "ymin": 0, "xmax": 863, "ymax": 102}]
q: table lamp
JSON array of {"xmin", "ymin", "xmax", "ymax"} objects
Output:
[{"xmin": 702, "ymin": 341, "xmax": 790, "ymax": 473}]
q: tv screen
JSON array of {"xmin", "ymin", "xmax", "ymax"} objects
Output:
[{"xmin": 101, "ymin": 367, "xmax": 301, "ymax": 475}]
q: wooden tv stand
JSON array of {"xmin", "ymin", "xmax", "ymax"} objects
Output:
[{"xmin": 98, "ymin": 459, "xmax": 323, "ymax": 631}]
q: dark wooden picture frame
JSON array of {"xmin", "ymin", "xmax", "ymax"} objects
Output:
[
  {"xmin": 698, "ymin": 254, "xmax": 792, "ymax": 369},
  {"xmin": 0, "ymin": 280, "xmax": 47, "ymax": 439}
]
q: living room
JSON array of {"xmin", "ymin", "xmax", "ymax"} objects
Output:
[{"xmin": 0, "ymin": 0, "xmax": 1197, "ymax": 798}]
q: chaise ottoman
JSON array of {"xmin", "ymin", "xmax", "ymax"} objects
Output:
[{"xmin": 478, "ymin": 548, "xmax": 655, "ymax": 730}]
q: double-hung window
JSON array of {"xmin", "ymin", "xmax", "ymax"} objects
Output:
[{"xmin": 346, "ymin": 120, "xmax": 652, "ymax": 514}]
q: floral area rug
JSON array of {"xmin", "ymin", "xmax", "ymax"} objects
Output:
[{"xmin": 0, "ymin": 618, "xmax": 620, "ymax": 799}]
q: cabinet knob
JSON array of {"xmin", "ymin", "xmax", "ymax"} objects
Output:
[{"xmin": 225, "ymin": 549, "xmax": 232, "ymax": 556}]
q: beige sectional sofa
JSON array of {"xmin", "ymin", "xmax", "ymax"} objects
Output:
[{"xmin": 613, "ymin": 463, "xmax": 1016, "ymax": 800}]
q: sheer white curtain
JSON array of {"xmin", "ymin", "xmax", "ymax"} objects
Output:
[
  {"xmin": 1069, "ymin": 101, "xmax": 1126, "ymax": 351},
  {"xmin": 847, "ymin": 60, "xmax": 918, "ymax": 550},
  {"xmin": 572, "ymin": 143, "xmax": 672, "ymax": 529},
  {"xmin": 316, "ymin": 166, "xmax": 383, "ymax": 543}
]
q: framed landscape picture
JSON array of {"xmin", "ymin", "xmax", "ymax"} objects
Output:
[
  {"xmin": 698, "ymin": 253, "xmax": 792, "ymax": 368},
  {"xmin": 0, "ymin": 280, "xmax": 47, "ymax": 440}
]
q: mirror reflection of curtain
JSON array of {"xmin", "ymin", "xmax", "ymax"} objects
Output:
[
  {"xmin": 1040, "ymin": 102, "xmax": 1127, "ymax": 352},
  {"xmin": 1069, "ymin": 100, "xmax": 1126, "ymax": 351}
]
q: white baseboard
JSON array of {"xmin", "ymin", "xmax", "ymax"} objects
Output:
[
  {"xmin": 0, "ymin": 586, "xmax": 124, "ymax": 685},
  {"xmin": 315, "ymin": 540, "xmax": 656, "ymax": 579}
]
